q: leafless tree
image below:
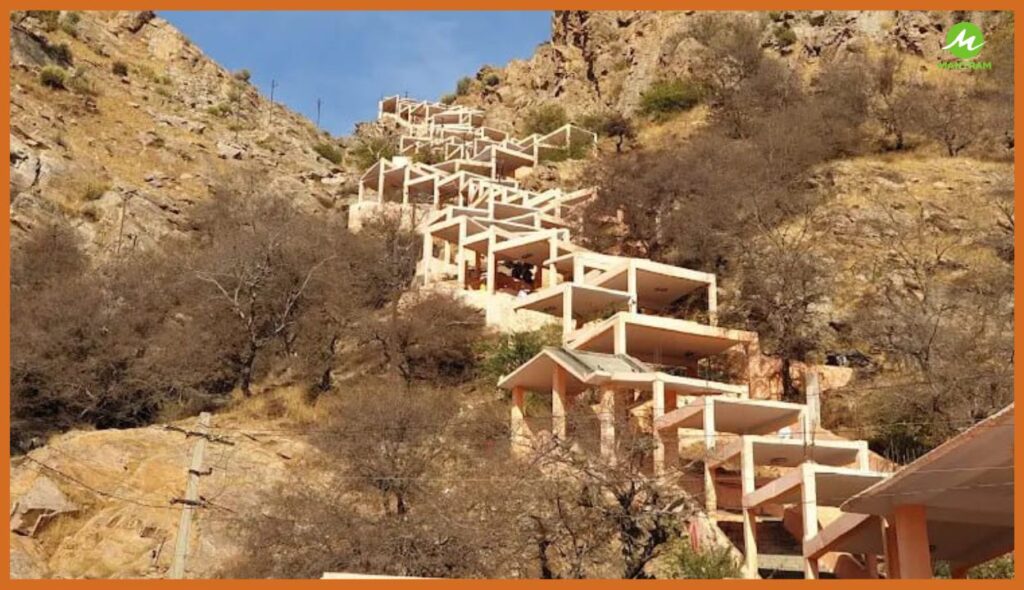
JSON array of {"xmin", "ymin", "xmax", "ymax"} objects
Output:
[{"xmin": 366, "ymin": 290, "xmax": 484, "ymax": 385}]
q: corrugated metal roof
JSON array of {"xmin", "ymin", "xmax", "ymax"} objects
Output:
[{"xmin": 544, "ymin": 346, "xmax": 650, "ymax": 376}]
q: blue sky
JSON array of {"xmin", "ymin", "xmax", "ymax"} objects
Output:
[{"xmin": 161, "ymin": 11, "xmax": 551, "ymax": 136}]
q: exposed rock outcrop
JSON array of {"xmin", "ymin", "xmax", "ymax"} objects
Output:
[
  {"xmin": 9, "ymin": 11, "xmax": 357, "ymax": 257},
  {"xmin": 453, "ymin": 10, "xmax": 1010, "ymax": 128}
]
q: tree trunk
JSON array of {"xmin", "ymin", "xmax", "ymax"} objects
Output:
[
  {"xmin": 781, "ymin": 357, "xmax": 799, "ymax": 402},
  {"xmin": 240, "ymin": 340, "xmax": 259, "ymax": 396}
]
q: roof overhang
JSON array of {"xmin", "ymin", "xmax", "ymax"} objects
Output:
[
  {"xmin": 842, "ymin": 405, "xmax": 1013, "ymax": 526},
  {"xmin": 655, "ymin": 396, "xmax": 803, "ymax": 434},
  {"xmin": 568, "ymin": 312, "xmax": 756, "ymax": 364},
  {"xmin": 514, "ymin": 283, "xmax": 630, "ymax": 319}
]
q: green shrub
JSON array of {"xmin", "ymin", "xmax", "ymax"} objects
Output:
[
  {"xmin": 479, "ymin": 326, "xmax": 560, "ymax": 382},
  {"xmin": 313, "ymin": 142, "xmax": 345, "ymax": 165},
  {"xmin": 578, "ymin": 112, "xmax": 607, "ymax": 134},
  {"xmin": 27, "ymin": 10, "xmax": 59, "ymax": 31},
  {"xmin": 67, "ymin": 70, "xmax": 98, "ymax": 96},
  {"xmin": 455, "ymin": 76, "xmax": 473, "ymax": 96},
  {"xmin": 39, "ymin": 66, "xmax": 67, "ymax": 89},
  {"xmin": 206, "ymin": 102, "xmax": 233, "ymax": 117},
  {"xmin": 81, "ymin": 181, "xmax": 110, "ymax": 201},
  {"xmin": 662, "ymin": 538, "xmax": 742, "ymax": 579},
  {"xmin": 233, "ymin": 68, "xmax": 251, "ymax": 82},
  {"xmin": 968, "ymin": 555, "xmax": 1014, "ymax": 579},
  {"xmin": 581, "ymin": 111, "xmax": 636, "ymax": 152},
  {"xmin": 774, "ymin": 25, "xmax": 797, "ymax": 47},
  {"xmin": 49, "ymin": 42, "xmax": 72, "ymax": 64},
  {"xmin": 483, "ymin": 72, "xmax": 500, "ymax": 87},
  {"xmin": 413, "ymin": 146, "xmax": 444, "ymax": 165},
  {"xmin": 523, "ymin": 103, "xmax": 568, "ymax": 136},
  {"xmin": 111, "ymin": 61, "xmax": 129, "ymax": 77},
  {"xmin": 639, "ymin": 78, "xmax": 702, "ymax": 119},
  {"xmin": 440, "ymin": 93, "xmax": 457, "ymax": 105},
  {"xmin": 349, "ymin": 134, "xmax": 399, "ymax": 169},
  {"xmin": 60, "ymin": 18, "xmax": 78, "ymax": 38},
  {"xmin": 539, "ymin": 140, "xmax": 591, "ymax": 163}
]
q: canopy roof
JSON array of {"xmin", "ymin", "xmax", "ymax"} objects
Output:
[
  {"xmin": 498, "ymin": 346, "xmax": 747, "ymax": 397},
  {"xmin": 744, "ymin": 465, "xmax": 889, "ymax": 509},
  {"xmin": 709, "ymin": 435, "xmax": 867, "ymax": 469},
  {"xmin": 590, "ymin": 259, "xmax": 714, "ymax": 311},
  {"xmin": 514, "ymin": 283, "xmax": 630, "ymax": 320},
  {"xmin": 843, "ymin": 404, "xmax": 1013, "ymax": 525},
  {"xmin": 567, "ymin": 312, "xmax": 756, "ymax": 364},
  {"xmin": 655, "ymin": 396, "xmax": 803, "ymax": 434}
]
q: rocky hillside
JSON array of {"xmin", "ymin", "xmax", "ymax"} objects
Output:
[
  {"xmin": 10, "ymin": 389, "xmax": 320, "ymax": 578},
  {"xmin": 10, "ymin": 11, "xmax": 356, "ymax": 257},
  {"xmin": 453, "ymin": 10, "xmax": 1010, "ymax": 129}
]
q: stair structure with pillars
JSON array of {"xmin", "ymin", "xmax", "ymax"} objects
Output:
[{"xmin": 353, "ymin": 95, "xmax": 896, "ymax": 579}]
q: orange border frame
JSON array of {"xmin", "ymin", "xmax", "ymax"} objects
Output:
[{"xmin": 1, "ymin": 3, "xmax": 1020, "ymax": 588}]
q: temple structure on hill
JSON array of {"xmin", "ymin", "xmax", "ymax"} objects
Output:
[{"xmin": 347, "ymin": 95, "xmax": 1014, "ymax": 579}]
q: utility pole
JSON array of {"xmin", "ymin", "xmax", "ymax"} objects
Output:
[
  {"xmin": 169, "ymin": 412, "xmax": 211, "ymax": 579},
  {"xmin": 316, "ymin": 97, "xmax": 322, "ymax": 129},
  {"xmin": 267, "ymin": 79, "xmax": 277, "ymax": 127}
]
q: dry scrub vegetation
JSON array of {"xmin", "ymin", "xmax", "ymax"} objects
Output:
[{"xmin": 584, "ymin": 14, "xmax": 1013, "ymax": 459}]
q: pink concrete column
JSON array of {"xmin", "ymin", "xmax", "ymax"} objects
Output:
[
  {"xmin": 892, "ymin": 504, "xmax": 932, "ymax": 579},
  {"xmin": 551, "ymin": 366, "xmax": 569, "ymax": 440},
  {"xmin": 510, "ymin": 386, "xmax": 532, "ymax": 458}
]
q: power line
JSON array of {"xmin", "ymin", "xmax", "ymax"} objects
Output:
[{"xmin": 22, "ymin": 456, "xmax": 178, "ymax": 510}]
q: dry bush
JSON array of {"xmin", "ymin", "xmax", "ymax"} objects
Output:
[
  {"xmin": 366, "ymin": 290, "xmax": 485, "ymax": 385},
  {"xmin": 186, "ymin": 190, "xmax": 355, "ymax": 396},
  {"xmin": 841, "ymin": 199, "xmax": 1013, "ymax": 459},
  {"xmin": 227, "ymin": 394, "xmax": 696, "ymax": 579},
  {"xmin": 10, "ymin": 184, "xmax": 424, "ymax": 449}
]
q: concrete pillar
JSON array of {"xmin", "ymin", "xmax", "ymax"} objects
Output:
[
  {"xmin": 800, "ymin": 463, "xmax": 819, "ymax": 579},
  {"xmin": 866, "ymin": 554, "xmax": 880, "ymax": 579},
  {"xmin": 857, "ymin": 442, "xmax": 871, "ymax": 471},
  {"xmin": 892, "ymin": 504, "xmax": 932, "ymax": 579},
  {"xmin": 456, "ymin": 219, "xmax": 467, "ymax": 289},
  {"xmin": 598, "ymin": 386, "xmax": 619, "ymax": 464},
  {"xmin": 805, "ymin": 370, "xmax": 821, "ymax": 438},
  {"xmin": 562, "ymin": 286, "xmax": 575, "ymax": 341},
  {"xmin": 486, "ymin": 231, "xmax": 496, "ymax": 295},
  {"xmin": 613, "ymin": 319, "xmax": 627, "ymax": 356},
  {"xmin": 744, "ymin": 338, "xmax": 760, "ymax": 399},
  {"xmin": 402, "ymin": 167, "xmax": 410, "ymax": 205},
  {"xmin": 708, "ymin": 278, "xmax": 718, "ymax": 326},
  {"xmin": 510, "ymin": 386, "xmax": 531, "ymax": 458},
  {"xmin": 421, "ymin": 231, "xmax": 433, "ymax": 286},
  {"xmin": 741, "ymin": 437, "xmax": 758, "ymax": 578},
  {"xmin": 883, "ymin": 519, "xmax": 901, "ymax": 579},
  {"xmin": 552, "ymin": 366, "xmax": 569, "ymax": 440},
  {"xmin": 627, "ymin": 261, "xmax": 638, "ymax": 313},
  {"xmin": 546, "ymin": 236, "xmax": 559, "ymax": 288},
  {"xmin": 572, "ymin": 256, "xmax": 584, "ymax": 285},
  {"xmin": 358, "ymin": 181, "xmax": 365, "ymax": 202},
  {"xmin": 652, "ymin": 381, "xmax": 677, "ymax": 477},
  {"xmin": 703, "ymin": 397, "xmax": 717, "ymax": 514},
  {"xmin": 377, "ymin": 164, "xmax": 385, "ymax": 202}
]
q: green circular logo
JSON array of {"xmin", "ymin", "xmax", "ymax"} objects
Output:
[{"xmin": 944, "ymin": 22, "xmax": 985, "ymax": 59}]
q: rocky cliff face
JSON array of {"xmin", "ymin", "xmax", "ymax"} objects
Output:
[
  {"xmin": 455, "ymin": 10, "xmax": 1009, "ymax": 129},
  {"xmin": 10, "ymin": 11, "xmax": 356, "ymax": 256}
]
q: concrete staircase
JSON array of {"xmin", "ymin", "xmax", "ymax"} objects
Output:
[{"xmin": 350, "ymin": 94, "xmax": 891, "ymax": 580}]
